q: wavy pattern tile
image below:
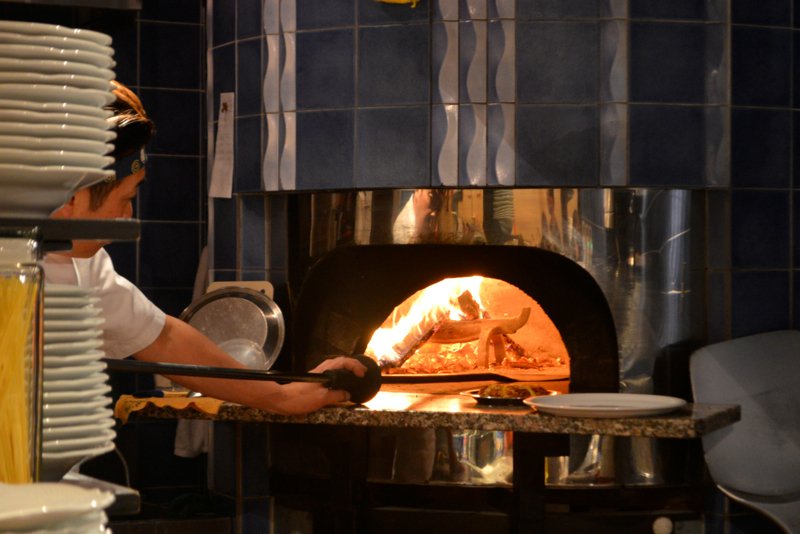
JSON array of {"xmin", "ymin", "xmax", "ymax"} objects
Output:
[
  {"xmin": 263, "ymin": 34, "xmax": 280, "ymax": 113},
  {"xmin": 488, "ymin": 19, "xmax": 514, "ymax": 103},
  {"xmin": 460, "ymin": 104, "xmax": 486, "ymax": 186},
  {"xmin": 600, "ymin": 20, "xmax": 628, "ymax": 103},
  {"xmin": 488, "ymin": 103, "xmax": 514, "ymax": 186},
  {"xmin": 463, "ymin": 0, "xmax": 487, "ymax": 20},
  {"xmin": 432, "ymin": 104, "xmax": 459, "ymax": 186},
  {"xmin": 460, "ymin": 20, "xmax": 486, "ymax": 104},
  {"xmin": 435, "ymin": 0, "xmax": 459, "ymax": 20},
  {"xmin": 490, "ymin": 0, "xmax": 515, "ymax": 19},
  {"xmin": 262, "ymin": 113, "xmax": 280, "ymax": 190},
  {"xmin": 262, "ymin": 0, "xmax": 279, "ymax": 34},
  {"xmin": 600, "ymin": 103, "xmax": 628, "ymax": 186},
  {"xmin": 279, "ymin": 0, "xmax": 295, "ymax": 33},
  {"xmin": 433, "ymin": 22, "xmax": 458, "ymax": 104},
  {"xmin": 279, "ymin": 111, "xmax": 296, "ymax": 190}
]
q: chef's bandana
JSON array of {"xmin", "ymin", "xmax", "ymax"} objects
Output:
[{"xmin": 111, "ymin": 147, "xmax": 147, "ymax": 181}]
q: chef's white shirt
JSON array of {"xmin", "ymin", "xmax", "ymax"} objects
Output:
[{"xmin": 43, "ymin": 248, "xmax": 166, "ymax": 359}]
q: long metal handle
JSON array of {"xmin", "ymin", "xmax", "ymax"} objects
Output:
[{"xmin": 101, "ymin": 358, "xmax": 329, "ymax": 384}]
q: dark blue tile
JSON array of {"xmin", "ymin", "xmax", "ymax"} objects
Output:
[
  {"xmin": 732, "ymin": 27, "xmax": 791, "ymax": 107},
  {"xmin": 241, "ymin": 270, "xmax": 269, "ymax": 282},
  {"xmin": 630, "ymin": 0, "xmax": 715, "ymax": 20},
  {"xmin": 795, "ymin": 191, "xmax": 800, "ymax": 267},
  {"xmin": 139, "ymin": 156, "xmax": 201, "ymax": 221},
  {"xmin": 234, "ymin": 116, "xmax": 262, "ymax": 192},
  {"xmin": 517, "ymin": 0, "xmax": 599, "ymax": 19},
  {"xmin": 630, "ymin": 22, "xmax": 707, "ymax": 103},
  {"xmin": 213, "ymin": 0, "xmax": 235, "ymax": 46},
  {"xmin": 267, "ymin": 195, "xmax": 288, "ymax": 269},
  {"xmin": 213, "ymin": 198, "xmax": 237, "ymax": 270},
  {"xmin": 212, "ymin": 44, "xmax": 236, "ymax": 117},
  {"xmin": 212, "ymin": 270, "xmax": 238, "ymax": 282},
  {"xmin": 241, "ymin": 195, "xmax": 266, "ymax": 270},
  {"xmin": 795, "ymin": 271, "xmax": 800, "ymax": 330},
  {"xmin": 143, "ymin": 288, "xmax": 194, "ymax": 316},
  {"xmin": 296, "ymin": 110, "xmax": 354, "ymax": 189},
  {"xmin": 357, "ymin": 107, "xmax": 429, "ymax": 188},
  {"xmin": 732, "ymin": 0, "xmax": 791, "ymax": 26},
  {"xmin": 237, "ymin": 38, "xmax": 263, "ymax": 116},
  {"xmin": 297, "ymin": 0, "xmax": 355, "ymax": 29},
  {"xmin": 731, "ymin": 190, "xmax": 790, "ymax": 268},
  {"xmin": 105, "ymin": 241, "xmax": 137, "ymax": 284},
  {"xmin": 140, "ymin": 22, "xmax": 202, "ymax": 89},
  {"xmin": 731, "ymin": 109, "xmax": 790, "ymax": 188},
  {"xmin": 296, "ymin": 30, "xmax": 355, "ymax": 110},
  {"xmin": 139, "ymin": 222, "xmax": 201, "ymax": 287},
  {"xmin": 237, "ymin": 0, "xmax": 262, "ymax": 39},
  {"xmin": 517, "ymin": 22, "xmax": 598, "ymax": 103},
  {"xmin": 141, "ymin": 0, "xmax": 203, "ymax": 23},
  {"xmin": 358, "ymin": 25, "xmax": 430, "ymax": 106},
  {"xmin": 140, "ymin": 89, "xmax": 202, "ymax": 156},
  {"xmin": 516, "ymin": 105, "xmax": 598, "ymax": 186},
  {"xmin": 731, "ymin": 271, "xmax": 790, "ymax": 337},
  {"xmin": 629, "ymin": 105, "xmax": 705, "ymax": 186},
  {"xmin": 707, "ymin": 271, "xmax": 729, "ymax": 343},
  {"xmin": 358, "ymin": 0, "xmax": 431, "ymax": 25}
]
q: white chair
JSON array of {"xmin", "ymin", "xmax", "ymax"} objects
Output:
[{"xmin": 690, "ymin": 330, "xmax": 800, "ymax": 533}]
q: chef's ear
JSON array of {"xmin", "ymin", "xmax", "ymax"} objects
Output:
[{"xmin": 51, "ymin": 195, "xmax": 77, "ymax": 219}]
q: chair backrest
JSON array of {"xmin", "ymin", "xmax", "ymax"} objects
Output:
[{"xmin": 690, "ymin": 330, "xmax": 800, "ymax": 497}]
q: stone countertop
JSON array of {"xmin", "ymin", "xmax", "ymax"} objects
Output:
[{"xmin": 119, "ymin": 391, "xmax": 740, "ymax": 439}]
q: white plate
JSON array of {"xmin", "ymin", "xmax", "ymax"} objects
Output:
[
  {"xmin": 0, "ymin": 482, "xmax": 113, "ymax": 530},
  {"xmin": 43, "ymin": 360, "xmax": 106, "ymax": 380},
  {"xmin": 44, "ymin": 349, "xmax": 105, "ymax": 368},
  {"xmin": 44, "ymin": 295, "xmax": 99, "ymax": 307},
  {"xmin": 43, "ymin": 395, "xmax": 113, "ymax": 417},
  {"xmin": 0, "ymin": 57, "xmax": 114, "ymax": 81},
  {"xmin": 43, "ymin": 306, "xmax": 102, "ymax": 320},
  {"xmin": 44, "ymin": 284, "xmax": 95, "ymax": 297},
  {"xmin": 43, "ymin": 417, "xmax": 115, "ymax": 440},
  {"xmin": 524, "ymin": 393, "xmax": 687, "ymax": 418},
  {"xmin": 42, "ymin": 374, "xmax": 108, "ymax": 396},
  {"xmin": 0, "ymin": 84, "xmax": 113, "ymax": 107},
  {"xmin": 42, "ymin": 428, "xmax": 116, "ymax": 452},
  {"xmin": 0, "ymin": 185, "xmax": 71, "ymax": 217},
  {"xmin": 35, "ymin": 509, "xmax": 108, "ymax": 532},
  {"xmin": 0, "ymin": 134, "xmax": 112, "ymax": 155},
  {"xmin": 0, "ymin": 44, "xmax": 115, "ymax": 69},
  {"xmin": 44, "ymin": 316, "xmax": 104, "ymax": 332},
  {"xmin": 0, "ymin": 98, "xmax": 112, "ymax": 119},
  {"xmin": 0, "ymin": 121, "xmax": 115, "ymax": 142},
  {"xmin": 0, "ymin": 108, "xmax": 109, "ymax": 129},
  {"xmin": 0, "ymin": 21, "xmax": 112, "ymax": 46},
  {"xmin": 43, "ymin": 407, "xmax": 113, "ymax": 428},
  {"xmin": 43, "ymin": 339, "xmax": 104, "ymax": 357},
  {"xmin": 39, "ymin": 442, "xmax": 115, "ymax": 482},
  {"xmin": 0, "ymin": 164, "xmax": 113, "ymax": 190},
  {"xmin": 0, "ymin": 148, "xmax": 112, "ymax": 169},
  {"xmin": 0, "ymin": 72, "xmax": 112, "ymax": 91},
  {"xmin": 44, "ymin": 328, "xmax": 103, "ymax": 344},
  {"xmin": 43, "ymin": 382, "xmax": 111, "ymax": 402},
  {"xmin": 0, "ymin": 30, "xmax": 114, "ymax": 56}
]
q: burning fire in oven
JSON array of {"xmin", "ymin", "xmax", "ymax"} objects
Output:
[{"xmin": 365, "ymin": 276, "xmax": 569, "ymax": 377}]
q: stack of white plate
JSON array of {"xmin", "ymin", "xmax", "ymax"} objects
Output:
[
  {"xmin": 41, "ymin": 284, "xmax": 116, "ymax": 483},
  {"xmin": 0, "ymin": 20, "xmax": 116, "ymax": 218},
  {"xmin": 0, "ymin": 482, "xmax": 113, "ymax": 533}
]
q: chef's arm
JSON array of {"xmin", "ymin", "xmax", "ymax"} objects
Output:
[{"xmin": 133, "ymin": 316, "xmax": 366, "ymax": 415}]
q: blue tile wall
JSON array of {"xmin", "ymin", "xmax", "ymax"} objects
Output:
[{"xmin": 296, "ymin": 30, "xmax": 355, "ymax": 110}]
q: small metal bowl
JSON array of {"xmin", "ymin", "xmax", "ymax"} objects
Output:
[{"xmin": 179, "ymin": 286, "xmax": 285, "ymax": 370}]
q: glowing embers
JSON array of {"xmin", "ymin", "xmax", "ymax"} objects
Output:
[{"xmin": 366, "ymin": 276, "xmax": 568, "ymax": 375}]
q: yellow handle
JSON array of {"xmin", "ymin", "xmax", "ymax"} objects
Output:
[{"xmin": 377, "ymin": 0, "xmax": 419, "ymax": 7}]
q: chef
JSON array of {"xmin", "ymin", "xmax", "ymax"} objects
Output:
[{"xmin": 44, "ymin": 81, "xmax": 365, "ymax": 415}]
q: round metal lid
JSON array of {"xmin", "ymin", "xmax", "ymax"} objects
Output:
[{"xmin": 179, "ymin": 286, "xmax": 285, "ymax": 370}]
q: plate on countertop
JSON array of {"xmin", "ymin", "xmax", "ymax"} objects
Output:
[
  {"xmin": 461, "ymin": 383, "xmax": 558, "ymax": 406},
  {"xmin": 0, "ymin": 482, "xmax": 113, "ymax": 530},
  {"xmin": 524, "ymin": 393, "xmax": 687, "ymax": 418}
]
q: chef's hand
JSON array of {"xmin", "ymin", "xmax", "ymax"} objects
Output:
[{"xmin": 310, "ymin": 355, "xmax": 368, "ymax": 402}]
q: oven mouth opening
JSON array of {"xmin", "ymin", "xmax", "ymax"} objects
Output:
[{"xmin": 364, "ymin": 275, "xmax": 569, "ymax": 383}]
